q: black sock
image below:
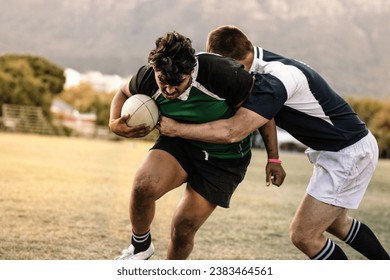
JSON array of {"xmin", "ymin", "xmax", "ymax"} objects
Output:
[
  {"xmin": 344, "ymin": 219, "xmax": 390, "ymax": 260},
  {"xmin": 131, "ymin": 231, "xmax": 151, "ymax": 254},
  {"xmin": 311, "ymin": 239, "xmax": 348, "ymax": 260}
]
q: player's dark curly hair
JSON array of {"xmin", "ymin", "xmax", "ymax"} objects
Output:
[{"xmin": 148, "ymin": 31, "xmax": 197, "ymax": 86}]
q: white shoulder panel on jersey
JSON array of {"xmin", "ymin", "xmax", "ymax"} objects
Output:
[{"xmin": 264, "ymin": 61, "xmax": 332, "ymax": 125}]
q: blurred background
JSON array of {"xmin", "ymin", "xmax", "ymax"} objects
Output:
[
  {"xmin": 1, "ymin": 0, "xmax": 389, "ymax": 156},
  {"xmin": 1, "ymin": 0, "xmax": 390, "ymax": 261}
]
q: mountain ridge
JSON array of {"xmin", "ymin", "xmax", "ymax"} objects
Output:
[{"xmin": 1, "ymin": 0, "xmax": 389, "ymax": 98}]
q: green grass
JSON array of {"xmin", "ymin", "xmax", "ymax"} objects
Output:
[{"xmin": 0, "ymin": 133, "xmax": 389, "ymax": 260}]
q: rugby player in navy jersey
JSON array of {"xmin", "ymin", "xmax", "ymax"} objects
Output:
[
  {"xmin": 109, "ymin": 31, "xmax": 286, "ymax": 260},
  {"xmin": 158, "ymin": 26, "xmax": 389, "ymax": 260}
]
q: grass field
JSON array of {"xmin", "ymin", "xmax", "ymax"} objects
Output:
[{"xmin": 0, "ymin": 132, "xmax": 389, "ymax": 260}]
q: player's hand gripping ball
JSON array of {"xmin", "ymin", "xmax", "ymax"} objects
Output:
[{"xmin": 121, "ymin": 94, "xmax": 159, "ymax": 134}]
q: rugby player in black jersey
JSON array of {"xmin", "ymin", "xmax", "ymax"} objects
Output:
[{"xmin": 109, "ymin": 31, "xmax": 286, "ymax": 259}]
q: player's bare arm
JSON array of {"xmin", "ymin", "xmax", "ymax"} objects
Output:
[
  {"xmin": 158, "ymin": 107, "xmax": 269, "ymax": 143},
  {"xmin": 109, "ymin": 81, "xmax": 150, "ymax": 138}
]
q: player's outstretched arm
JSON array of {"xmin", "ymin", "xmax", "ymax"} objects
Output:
[
  {"xmin": 158, "ymin": 107, "xmax": 286, "ymax": 186},
  {"xmin": 158, "ymin": 107, "xmax": 269, "ymax": 144}
]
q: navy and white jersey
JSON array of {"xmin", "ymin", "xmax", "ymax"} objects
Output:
[{"xmin": 243, "ymin": 46, "xmax": 368, "ymax": 151}]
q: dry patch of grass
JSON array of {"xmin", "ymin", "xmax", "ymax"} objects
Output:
[{"xmin": 1, "ymin": 133, "xmax": 389, "ymax": 260}]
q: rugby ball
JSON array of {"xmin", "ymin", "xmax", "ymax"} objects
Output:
[{"xmin": 121, "ymin": 94, "xmax": 159, "ymax": 130}]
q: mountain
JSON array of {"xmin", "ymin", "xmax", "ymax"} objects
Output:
[{"xmin": 1, "ymin": 0, "xmax": 389, "ymax": 98}]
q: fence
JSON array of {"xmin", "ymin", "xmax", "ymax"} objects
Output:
[{"xmin": 1, "ymin": 104, "xmax": 56, "ymax": 135}]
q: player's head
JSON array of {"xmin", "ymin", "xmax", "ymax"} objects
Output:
[
  {"xmin": 149, "ymin": 31, "xmax": 196, "ymax": 87},
  {"xmin": 206, "ymin": 25, "xmax": 253, "ymax": 70}
]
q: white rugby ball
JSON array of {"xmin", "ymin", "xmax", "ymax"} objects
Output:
[{"xmin": 121, "ymin": 94, "xmax": 159, "ymax": 130}]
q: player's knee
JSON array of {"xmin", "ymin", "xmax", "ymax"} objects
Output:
[
  {"xmin": 290, "ymin": 222, "xmax": 324, "ymax": 254},
  {"xmin": 132, "ymin": 174, "xmax": 159, "ymax": 201},
  {"xmin": 289, "ymin": 221, "xmax": 309, "ymax": 248},
  {"xmin": 171, "ymin": 218, "xmax": 198, "ymax": 245}
]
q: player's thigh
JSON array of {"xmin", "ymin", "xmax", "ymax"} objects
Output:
[
  {"xmin": 172, "ymin": 184, "xmax": 217, "ymax": 235},
  {"xmin": 291, "ymin": 193, "xmax": 346, "ymax": 237},
  {"xmin": 134, "ymin": 149, "xmax": 187, "ymax": 199}
]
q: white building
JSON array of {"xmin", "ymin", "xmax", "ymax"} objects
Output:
[{"xmin": 64, "ymin": 68, "xmax": 127, "ymax": 92}]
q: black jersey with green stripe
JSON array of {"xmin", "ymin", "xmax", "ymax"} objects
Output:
[{"xmin": 129, "ymin": 53, "xmax": 253, "ymax": 159}]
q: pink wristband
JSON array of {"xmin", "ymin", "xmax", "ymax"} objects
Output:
[{"xmin": 268, "ymin": 159, "xmax": 282, "ymax": 164}]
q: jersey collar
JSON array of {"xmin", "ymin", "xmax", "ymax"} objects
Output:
[{"xmin": 249, "ymin": 46, "xmax": 266, "ymax": 74}]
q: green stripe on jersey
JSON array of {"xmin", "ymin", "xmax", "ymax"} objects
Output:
[{"xmin": 156, "ymin": 86, "xmax": 252, "ymax": 159}]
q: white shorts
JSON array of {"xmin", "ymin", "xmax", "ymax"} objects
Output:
[{"xmin": 305, "ymin": 131, "xmax": 378, "ymax": 209}]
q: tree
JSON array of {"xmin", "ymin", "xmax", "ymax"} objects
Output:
[
  {"xmin": 346, "ymin": 97, "xmax": 383, "ymax": 126},
  {"xmin": 58, "ymin": 83, "xmax": 115, "ymax": 126},
  {"xmin": 370, "ymin": 103, "xmax": 390, "ymax": 158},
  {"xmin": 348, "ymin": 97, "xmax": 390, "ymax": 159},
  {"xmin": 0, "ymin": 54, "xmax": 65, "ymax": 117}
]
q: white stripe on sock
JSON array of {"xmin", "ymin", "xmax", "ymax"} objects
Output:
[
  {"xmin": 344, "ymin": 219, "xmax": 361, "ymax": 244},
  {"xmin": 132, "ymin": 232, "xmax": 150, "ymax": 243},
  {"xmin": 313, "ymin": 239, "xmax": 334, "ymax": 260}
]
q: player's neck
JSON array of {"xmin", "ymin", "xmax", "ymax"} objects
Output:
[{"xmin": 239, "ymin": 52, "xmax": 254, "ymax": 72}]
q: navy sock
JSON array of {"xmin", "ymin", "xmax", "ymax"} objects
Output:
[
  {"xmin": 344, "ymin": 219, "xmax": 390, "ymax": 260},
  {"xmin": 131, "ymin": 231, "xmax": 151, "ymax": 254},
  {"xmin": 311, "ymin": 239, "xmax": 348, "ymax": 260}
]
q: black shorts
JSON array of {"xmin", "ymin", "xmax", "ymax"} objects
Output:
[{"xmin": 151, "ymin": 136, "xmax": 252, "ymax": 208}]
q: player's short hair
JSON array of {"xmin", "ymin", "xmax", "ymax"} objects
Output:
[
  {"xmin": 149, "ymin": 31, "xmax": 197, "ymax": 86},
  {"xmin": 206, "ymin": 25, "xmax": 253, "ymax": 61}
]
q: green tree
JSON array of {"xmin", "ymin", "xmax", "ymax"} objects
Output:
[
  {"xmin": 89, "ymin": 96, "xmax": 112, "ymax": 126},
  {"xmin": 0, "ymin": 54, "xmax": 65, "ymax": 117},
  {"xmin": 58, "ymin": 83, "xmax": 115, "ymax": 126},
  {"xmin": 347, "ymin": 97, "xmax": 383, "ymax": 126},
  {"xmin": 370, "ymin": 103, "xmax": 390, "ymax": 158},
  {"xmin": 348, "ymin": 97, "xmax": 390, "ymax": 159}
]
